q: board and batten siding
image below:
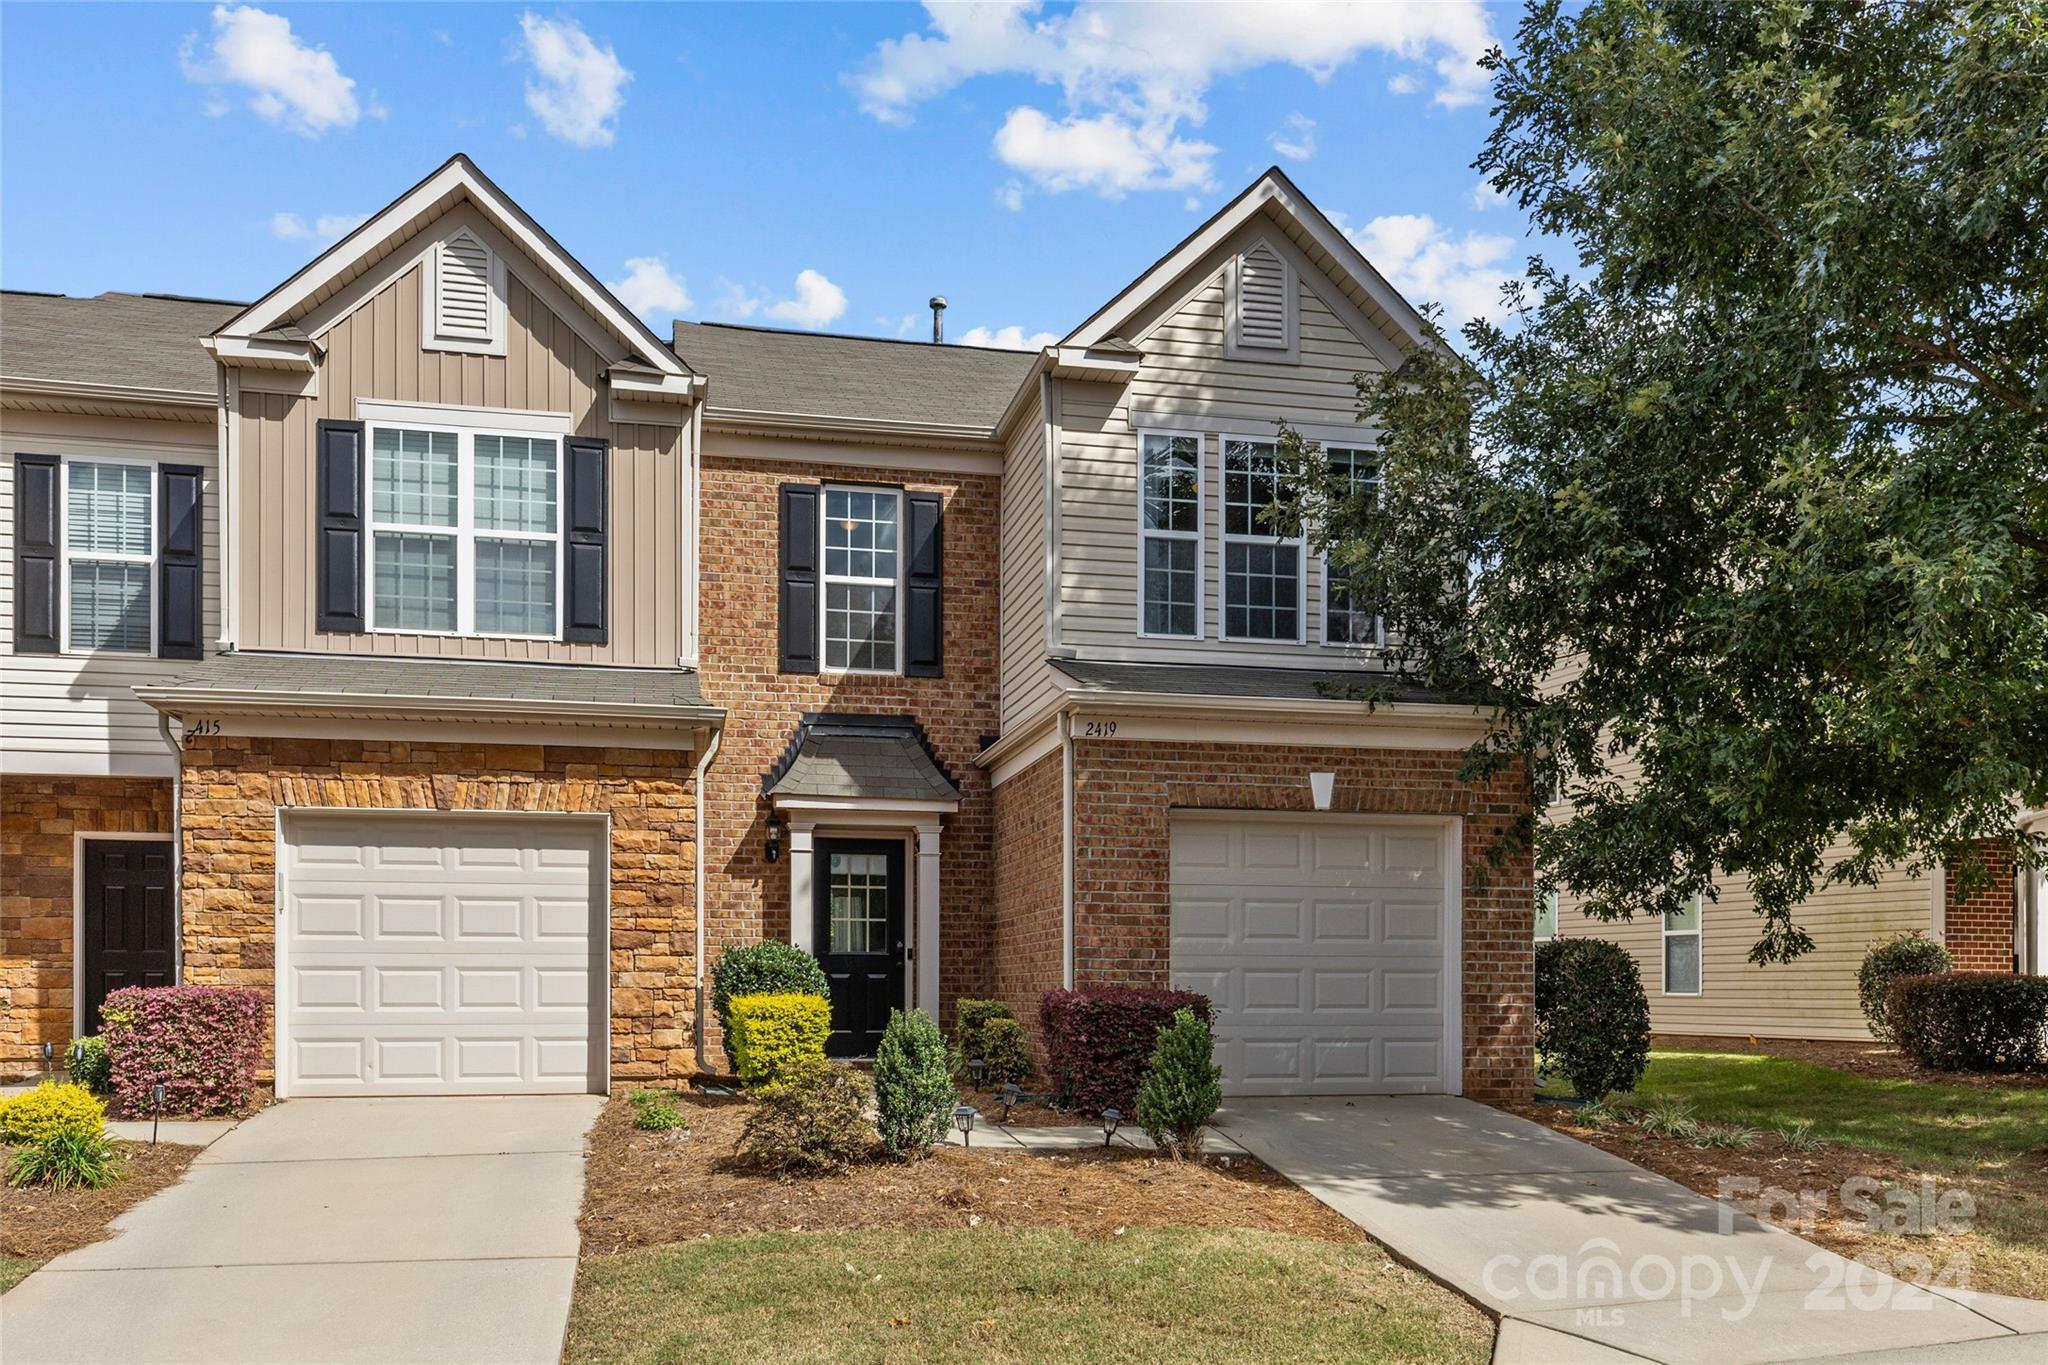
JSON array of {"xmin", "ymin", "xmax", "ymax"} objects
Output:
[
  {"xmin": 999, "ymin": 384, "xmax": 1060, "ymax": 732},
  {"xmin": 234, "ymin": 260, "xmax": 685, "ymax": 667},
  {"xmin": 1054, "ymin": 221, "xmax": 1395, "ymax": 666},
  {"xmin": 1, "ymin": 408, "xmax": 220, "ymax": 776}
]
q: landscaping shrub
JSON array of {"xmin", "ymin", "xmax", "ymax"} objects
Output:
[
  {"xmin": 1888, "ymin": 972, "xmax": 2048, "ymax": 1072},
  {"xmin": 100, "ymin": 985, "xmax": 265, "ymax": 1117},
  {"xmin": 975, "ymin": 1017, "xmax": 1033, "ymax": 1088},
  {"xmin": 950, "ymin": 999, "xmax": 1022, "ymax": 1079},
  {"xmin": 1038, "ymin": 987, "xmax": 1214, "ymax": 1115},
  {"xmin": 709, "ymin": 942, "xmax": 827, "ymax": 1036},
  {"xmin": 65, "ymin": 1035, "xmax": 113, "ymax": 1095},
  {"xmin": 1135, "ymin": 1008, "xmax": 1222, "ymax": 1159},
  {"xmin": 1858, "ymin": 934, "xmax": 1954, "ymax": 1044},
  {"xmin": 873, "ymin": 1008, "xmax": 952, "ymax": 1157},
  {"xmin": 0, "ymin": 1081, "xmax": 107, "ymax": 1146},
  {"xmin": 735, "ymin": 1058, "xmax": 874, "ymax": 1176},
  {"xmin": 8, "ymin": 1129, "xmax": 125, "ymax": 1190},
  {"xmin": 1534, "ymin": 938, "xmax": 1650, "ymax": 1101},
  {"xmin": 629, "ymin": 1089, "xmax": 689, "ymax": 1133},
  {"xmin": 726, "ymin": 993, "xmax": 833, "ymax": 1088}
]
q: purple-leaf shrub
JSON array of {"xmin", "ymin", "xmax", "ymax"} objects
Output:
[
  {"xmin": 101, "ymin": 986, "xmax": 267, "ymax": 1117},
  {"xmin": 1038, "ymin": 987, "xmax": 1214, "ymax": 1116}
]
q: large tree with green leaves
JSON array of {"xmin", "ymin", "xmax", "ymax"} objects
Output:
[{"xmin": 1280, "ymin": 0, "xmax": 2046, "ymax": 961}]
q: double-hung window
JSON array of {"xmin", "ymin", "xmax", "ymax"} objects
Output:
[
  {"xmin": 822, "ymin": 486, "xmax": 901, "ymax": 672},
  {"xmin": 367, "ymin": 424, "xmax": 560, "ymax": 637},
  {"xmin": 1138, "ymin": 432, "xmax": 1201, "ymax": 638},
  {"xmin": 1662, "ymin": 893, "xmax": 1703, "ymax": 995},
  {"xmin": 1535, "ymin": 889, "xmax": 1559, "ymax": 942},
  {"xmin": 63, "ymin": 459, "xmax": 154, "ymax": 653},
  {"xmin": 1221, "ymin": 438, "xmax": 1303, "ymax": 642},
  {"xmin": 1322, "ymin": 447, "xmax": 1383, "ymax": 647}
]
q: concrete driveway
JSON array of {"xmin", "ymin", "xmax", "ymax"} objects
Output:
[
  {"xmin": 1217, "ymin": 1097, "xmax": 2048, "ymax": 1365},
  {"xmin": 1, "ymin": 1095, "xmax": 602, "ymax": 1365}
]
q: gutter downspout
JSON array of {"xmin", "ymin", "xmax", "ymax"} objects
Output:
[
  {"xmin": 692, "ymin": 723, "xmax": 723, "ymax": 1073},
  {"xmin": 157, "ymin": 713, "xmax": 184, "ymax": 983},
  {"xmin": 1060, "ymin": 709, "xmax": 1075, "ymax": 990}
]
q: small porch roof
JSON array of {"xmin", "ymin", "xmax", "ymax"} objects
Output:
[{"xmin": 762, "ymin": 714, "xmax": 960, "ymax": 808}]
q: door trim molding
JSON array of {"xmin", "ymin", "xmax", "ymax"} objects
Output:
[{"xmin": 72, "ymin": 831, "xmax": 175, "ymax": 1041}]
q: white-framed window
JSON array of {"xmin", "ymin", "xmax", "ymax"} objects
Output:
[
  {"xmin": 61, "ymin": 457, "xmax": 155, "ymax": 655},
  {"xmin": 365, "ymin": 423, "xmax": 561, "ymax": 638},
  {"xmin": 1137, "ymin": 430, "xmax": 1202, "ymax": 638},
  {"xmin": 821, "ymin": 485, "xmax": 902, "ymax": 673},
  {"xmin": 1662, "ymin": 893, "xmax": 1702, "ymax": 995},
  {"xmin": 1220, "ymin": 437, "xmax": 1304, "ymax": 643},
  {"xmin": 1322, "ymin": 447, "xmax": 1384, "ymax": 648},
  {"xmin": 1535, "ymin": 889, "xmax": 1558, "ymax": 942}
]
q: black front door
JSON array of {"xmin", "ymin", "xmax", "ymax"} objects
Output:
[
  {"xmin": 814, "ymin": 838, "xmax": 906, "ymax": 1057},
  {"xmin": 80, "ymin": 839, "xmax": 177, "ymax": 1033}
]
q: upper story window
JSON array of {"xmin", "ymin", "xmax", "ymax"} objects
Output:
[
  {"xmin": 367, "ymin": 424, "xmax": 559, "ymax": 638},
  {"xmin": 1138, "ymin": 431, "xmax": 1201, "ymax": 638},
  {"xmin": 1221, "ymin": 438, "xmax": 1304, "ymax": 642},
  {"xmin": 1322, "ymin": 447, "xmax": 1384, "ymax": 648},
  {"xmin": 65, "ymin": 459, "xmax": 154, "ymax": 653},
  {"xmin": 822, "ymin": 486, "xmax": 900, "ymax": 672}
]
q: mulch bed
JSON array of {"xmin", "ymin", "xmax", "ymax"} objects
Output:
[
  {"xmin": 952, "ymin": 1080, "xmax": 1072, "ymax": 1128},
  {"xmin": 580, "ymin": 1093, "xmax": 1361, "ymax": 1259},
  {"xmin": 1652, "ymin": 1033, "xmax": 2048, "ymax": 1090},
  {"xmin": 0, "ymin": 1140, "xmax": 202, "ymax": 1263}
]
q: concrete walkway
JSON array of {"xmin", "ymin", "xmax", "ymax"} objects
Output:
[
  {"xmin": 0, "ymin": 1094, "xmax": 602, "ymax": 1365},
  {"xmin": 1217, "ymin": 1097, "xmax": 2048, "ymax": 1365}
]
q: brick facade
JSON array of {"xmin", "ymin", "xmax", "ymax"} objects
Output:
[
  {"xmin": 1945, "ymin": 838, "xmax": 2017, "ymax": 972},
  {"xmin": 1068, "ymin": 739, "xmax": 1535, "ymax": 1102},
  {"xmin": 991, "ymin": 748, "xmax": 1065, "ymax": 1034},
  {"xmin": 695, "ymin": 456, "xmax": 1001, "ymax": 1039},
  {"xmin": 175, "ymin": 735, "xmax": 698, "ymax": 1081},
  {"xmin": 0, "ymin": 774, "xmax": 174, "ymax": 1072}
]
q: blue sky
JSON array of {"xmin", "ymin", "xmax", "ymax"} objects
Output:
[{"xmin": 1, "ymin": 2, "xmax": 1538, "ymax": 346}]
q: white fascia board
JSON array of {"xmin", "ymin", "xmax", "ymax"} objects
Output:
[
  {"xmin": 769, "ymin": 795, "xmax": 962, "ymax": 815},
  {"xmin": 704, "ymin": 406, "xmax": 1002, "ymax": 449},
  {"xmin": 607, "ymin": 369, "xmax": 703, "ymax": 404},
  {"xmin": 202, "ymin": 335, "xmax": 319, "ymax": 372},
  {"xmin": 0, "ymin": 376, "xmax": 216, "ymax": 411},
  {"xmin": 1048, "ymin": 345, "xmax": 1143, "ymax": 382},
  {"xmin": 130, "ymin": 684, "xmax": 725, "ymax": 728}
]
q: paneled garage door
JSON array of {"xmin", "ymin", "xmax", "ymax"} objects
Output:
[
  {"xmin": 281, "ymin": 813, "xmax": 606, "ymax": 1097},
  {"xmin": 1170, "ymin": 813, "xmax": 1457, "ymax": 1096}
]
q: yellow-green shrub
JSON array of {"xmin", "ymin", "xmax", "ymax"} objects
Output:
[
  {"xmin": 727, "ymin": 993, "xmax": 832, "ymax": 1088},
  {"xmin": 0, "ymin": 1081, "xmax": 107, "ymax": 1146}
]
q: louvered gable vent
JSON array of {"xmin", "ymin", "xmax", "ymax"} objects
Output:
[
  {"xmin": 1235, "ymin": 241, "xmax": 1290, "ymax": 350},
  {"xmin": 435, "ymin": 231, "xmax": 495, "ymax": 342}
]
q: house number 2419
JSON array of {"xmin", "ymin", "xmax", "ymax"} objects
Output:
[{"xmin": 1081, "ymin": 720, "xmax": 1118, "ymax": 738}]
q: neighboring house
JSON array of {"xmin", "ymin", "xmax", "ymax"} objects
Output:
[{"xmin": 1, "ymin": 155, "xmax": 1532, "ymax": 1102}]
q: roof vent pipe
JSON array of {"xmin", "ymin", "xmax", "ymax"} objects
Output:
[{"xmin": 929, "ymin": 295, "xmax": 947, "ymax": 344}]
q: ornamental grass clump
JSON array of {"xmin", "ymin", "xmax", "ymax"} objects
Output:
[
  {"xmin": 8, "ymin": 1130, "xmax": 125, "ymax": 1190},
  {"xmin": 874, "ymin": 1008, "xmax": 952, "ymax": 1158},
  {"xmin": 1135, "ymin": 1008, "xmax": 1222, "ymax": 1159}
]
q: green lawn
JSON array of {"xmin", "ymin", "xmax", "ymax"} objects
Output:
[
  {"xmin": 567, "ymin": 1227, "xmax": 1491, "ymax": 1365},
  {"xmin": 0, "ymin": 1258, "xmax": 37, "ymax": 1295}
]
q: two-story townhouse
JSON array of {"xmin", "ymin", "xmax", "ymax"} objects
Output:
[{"xmin": 2, "ymin": 155, "xmax": 1536, "ymax": 1101}]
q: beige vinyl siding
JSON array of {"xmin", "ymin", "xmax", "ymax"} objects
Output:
[
  {"xmin": 234, "ymin": 259, "xmax": 684, "ymax": 666},
  {"xmin": 1, "ymin": 408, "xmax": 221, "ymax": 775},
  {"xmin": 999, "ymin": 385, "xmax": 1060, "ymax": 732},
  {"xmin": 1055, "ymin": 222, "xmax": 1395, "ymax": 665}
]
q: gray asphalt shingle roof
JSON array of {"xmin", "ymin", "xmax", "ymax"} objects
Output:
[
  {"xmin": 1051, "ymin": 659, "xmax": 1481, "ymax": 707},
  {"xmin": 136, "ymin": 651, "xmax": 711, "ymax": 711},
  {"xmin": 672, "ymin": 321, "xmax": 1037, "ymax": 429},
  {"xmin": 1, "ymin": 291, "xmax": 240, "ymax": 394},
  {"xmin": 763, "ymin": 715, "xmax": 960, "ymax": 803}
]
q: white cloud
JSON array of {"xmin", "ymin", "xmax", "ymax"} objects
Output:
[
  {"xmin": 269, "ymin": 210, "xmax": 368, "ymax": 242},
  {"xmin": 1332, "ymin": 210, "xmax": 1517, "ymax": 331},
  {"xmin": 1386, "ymin": 72, "xmax": 1421, "ymax": 96},
  {"xmin": 762, "ymin": 270, "xmax": 848, "ymax": 330},
  {"xmin": 714, "ymin": 279, "xmax": 761, "ymax": 320},
  {"xmin": 517, "ymin": 13, "xmax": 630, "ymax": 148},
  {"xmin": 1469, "ymin": 177, "xmax": 1507, "ymax": 211},
  {"xmin": 1269, "ymin": 113, "xmax": 1316, "ymax": 161},
  {"xmin": 995, "ymin": 179, "xmax": 1026, "ymax": 212},
  {"xmin": 608, "ymin": 257, "xmax": 691, "ymax": 320},
  {"xmin": 957, "ymin": 325, "xmax": 1058, "ymax": 350},
  {"xmin": 182, "ymin": 5, "xmax": 361, "ymax": 135},
  {"xmin": 850, "ymin": 1, "xmax": 1496, "ymax": 197}
]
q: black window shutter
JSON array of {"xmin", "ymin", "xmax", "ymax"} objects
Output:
[
  {"xmin": 778, "ymin": 483, "xmax": 819, "ymax": 673},
  {"xmin": 315, "ymin": 419, "xmax": 366, "ymax": 633},
  {"xmin": 904, "ymin": 491, "xmax": 944, "ymax": 677},
  {"xmin": 157, "ymin": 464, "xmax": 204, "ymax": 659},
  {"xmin": 562, "ymin": 436, "xmax": 609, "ymax": 644},
  {"xmin": 12, "ymin": 453, "xmax": 61, "ymax": 654}
]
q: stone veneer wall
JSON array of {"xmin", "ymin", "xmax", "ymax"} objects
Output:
[
  {"xmin": 694, "ymin": 456, "xmax": 1002, "ymax": 1043},
  {"xmin": 1945, "ymin": 838, "xmax": 2017, "ymax": 972},
  {"xmin": 1069, "ymin": 739, "xmax": 1535, "ymax": 1101},
  {"xmin": 176, "ymin": 735, "xmax": 697, "ymax": 1082},
  {"xmin": 0, "ymin": 775, "xmax": 174, "ymax": 1072},
  {"xmin": 991, "ymin": 748, "xmax": 1065, "ymax": 1039}
]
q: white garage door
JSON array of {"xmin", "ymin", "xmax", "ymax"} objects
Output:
[
  {"xmin": 281, "ymin": 813, "xmax": 605, "ymax": 1097},
  {"xmin": 1170, "ymin": 813, "xmax": 1457, "ymax": 1096}
]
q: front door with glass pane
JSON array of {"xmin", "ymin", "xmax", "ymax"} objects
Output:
[{"xmin": 813, "ymin": 838, "xmax": 906, "ymax": 1057}]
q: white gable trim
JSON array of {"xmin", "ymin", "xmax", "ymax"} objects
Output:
[{"xmin": 215, "ymin": 155, "xmax": 687, "ymax": 379}]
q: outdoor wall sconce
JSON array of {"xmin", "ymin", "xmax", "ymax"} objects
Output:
[
  {"xmin": 1100, "ymin": 1106, "xmax": 1124, "ymax": 1149},
  {"xmin": 764, "ymin": 814, "xmax": 783, "ymax": 863},
  {"xmin": 1309, "ymin": 771, "xmax": 1336, "ymax": 811},
  {"xmin": 954, "ymin": 1104, "xmax": 978, "ymax": 1147}
]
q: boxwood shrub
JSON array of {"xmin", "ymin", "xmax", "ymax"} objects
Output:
[
  {"xmin": 1037, "ymin": 986, "xmax": 1213, "ymax": 1116},
  {"xmin": 709, "ymin": 942, "xmax": 827, "ymax": 1037},
  {"xmin": 950, "ymin": 998, "xmax": 1032, "ymax": 1086},
  {"xmin": 1535, "ymin": 938, "xmax": 1650, "ymax": 1100},
  {"xmin": 726, "ymin": 992, "xmax": 833, "ymax": 1088},
  {"xmin": 1857, "ymin": 934, "xmax": 1953, "ymax": 1044},
  {"xmin": 1888, "ymin": 972, "xmax": 2048, "ymax": 1072},
  {"xmin": 873, "ymin": 1008, "xmax": 952, "ymax": 1157}
]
